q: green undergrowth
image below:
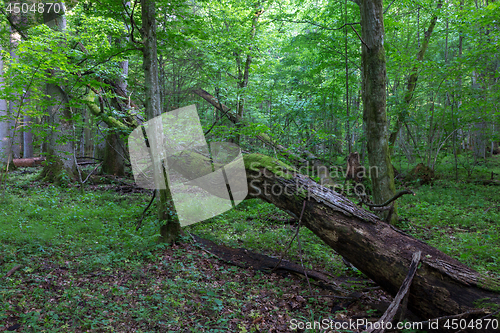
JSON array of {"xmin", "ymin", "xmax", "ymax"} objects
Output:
[
  {"xmin": 397, "ymin": 180, "xmax": 500, "ymax": 275},
  {"xmin": 396, "ymin": 155, "xmax": 500, "ymax": 277},
  {"xmin": 1, "ymin": 155, "xmax": 499, "ymax": 331},
  {"xmin": 392, "ymin": 152, "xmax": 500, "ymax": 181},
  {"xmin": 0, "ymin": 168, "xmax": 351, "ymax": 332},
  {"xmin": 0, "ymin": 170, "xmax": 158, "ymax": 273}
]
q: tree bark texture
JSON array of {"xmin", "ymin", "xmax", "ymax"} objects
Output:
[
  {"xmin": 359, "ymin": 0, "xmax": 397, "ymax": 223},
  {"xmin": 245, "ymin": 156, "xmax": 500, "ymax": 330},
  {"xmin": 39, "ymin": 3, "xmax": 76, "ymax": 183},
  {"xmin": 8, "ymin": 8, "xmax": 24, "ymax": 160},
  {"xmin": 102, "ymin": 16, "xmax": 130, "ymax": 177},
  {"xmin": 23, "ymin": 115, "xmax": 33, "ymax": 158},
  {"xmin": 102, "ymin": 60, "xmax": 129, "ymax": 176},
  {"xmin": 102, "ymin": 132, "xmax": 126, "ymax": 176}
]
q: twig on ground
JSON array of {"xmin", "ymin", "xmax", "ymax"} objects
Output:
[
  {"xmin": 296, "ymin": 216, "xmax": 313, "ymax": 296},
  {"xmin": 82, "ymin": 162, "xmax": 104, "ymax": 184},
  {"xmin": 136, "ymin": 190, "xmax": 156, "ymax": 231},
  {"xmin": 271, "ymin": 200, "xmax": 307, "ymax": 273},
  {"xmin": 4, "ymin": 265, "xmax": 23, "ymax": 279}
]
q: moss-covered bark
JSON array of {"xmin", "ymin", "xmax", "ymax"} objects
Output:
[
  {"xmin": 83, "ymin": 92, "xmax": 130, "ymax": 130},
  {"xmin": 243, "ymin": 153, "xmax": 295, "ymax": 178},
  {"xmin": 158, "ymin": 187, "xmax": 180, "ymax": 244},
  {"xmin": 38, "ymin": 152, "xmax": 76, "ymax": 184},
  {"xmin": 157, "ymin": 164, "xmax": 180, "ymax": 244},
  {"xmin": 359, "ymin": 0, "xmax": 398, "ymax": 224}
]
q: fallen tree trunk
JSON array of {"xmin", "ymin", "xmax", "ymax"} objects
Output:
[
  {"xmin": 169, "ymin": 152, "xmax": 500, "ymax": 330},
  {"xmin": 102, "ymin": 87, "xmax": 499, "ymax": 326},
  {"xmin": 242, "ymin": 154, "xmax": 499, "ymax": 330},
  {"xmin": 13, "ymin": 157, "xmax": 45, "ymax": 167},
  {"xmin": 12, "ymin": 157, "xmax": 102, "ymax": 167}
]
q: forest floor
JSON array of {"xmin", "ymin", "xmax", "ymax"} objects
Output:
[{"xmin": 0, "ymin": 154, "xmax": 499, "ymax": 332}]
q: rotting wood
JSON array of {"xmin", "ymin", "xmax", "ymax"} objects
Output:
[
  {"xmin": 366, "ymin": 251, "xmax": 421, "ymax": 333},
  {"xmin": 13, "ymin": 157, "xmax": 104, "ymax": 167},
  {"xmin": 242, "ymin": 155, "xmax": 500, "ymax": 331},
  {"xmin": 12, "ymin": 157, "xmax": 45, "ymax": 167}
]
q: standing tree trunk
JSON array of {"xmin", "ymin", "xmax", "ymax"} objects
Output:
[
  {"xmin": 388, "ymin": 1, "xmax": 443, "ymax": 153},
  {"xmin": 39, "ymin": 2, "xmax": 76, "ymax": 183},
  {"xmin": 102, "ymin": 130, "xmax": 126, "ymax": 176},
  {"xmin": 102, "ymin": 63, "xmax": 129, "ymax": 176},
  {"xmin": 141, "ymin": 0, "xmax": 180, "ymax": 243},
  {"xmin": 102, "ymin": 4, "xmax": 130, "ymax": 176},
  {"xmin": 0, "ymin": 46, "xmax": 13, "ymax": 169},
  {"xmin": 232, "ymin": 5, "xmax": 262, "ymax": 145},
  {"xmin": 2, "ymin": 4, "xmax": 26, "ymax": 164},
  {"xmin": 358, "ymin": 0, "xmax": 398, "ymax": 223},
  {"xmin": 83, "ymin": 108, "xmax": 94, "ymax": 158},
  {"xmin": 23, "ymin": 114, "xmax": 33, "ymax": 158},
  {"xmin": 8, "ymin": 18, "xmax": 22, "ymax": 160}
]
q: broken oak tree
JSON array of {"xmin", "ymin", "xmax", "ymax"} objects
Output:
[{"xmin": 169, "ymin": 152, "xmax": 500, "ymax": 330}]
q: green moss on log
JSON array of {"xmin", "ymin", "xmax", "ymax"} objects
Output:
[
  {"xmin": 243, "ymin": 153, "xmax": 295, "ymax": 179},
  {"xmin": 167, "ymin": 151, "xmax": 214, "ymax": 179},
  {"xmin": 168, "ymin": 151, "xmax": 295, "ymax": 180},
  {"xmin": 83, "ymin": 92, "xmax": 129, "ymax": 130}
]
